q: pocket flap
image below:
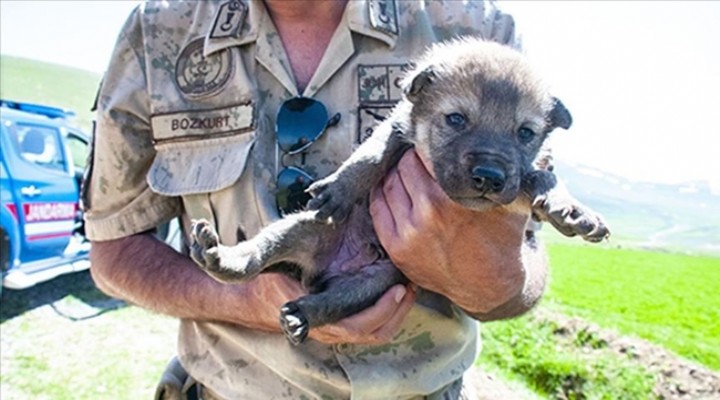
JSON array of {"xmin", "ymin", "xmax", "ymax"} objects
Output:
[{"xmin": 147, "ymin": 132, "xmax": 255, "ymax": 196}]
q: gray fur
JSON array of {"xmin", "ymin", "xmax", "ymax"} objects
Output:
[{"xmin": 190, "ymin": 38, "xmax": 609, "ymax": 345}]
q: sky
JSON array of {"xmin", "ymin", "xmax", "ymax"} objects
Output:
[{"xmin": 1, "ymin": 1, "xmax": 719, "ymax": 192}]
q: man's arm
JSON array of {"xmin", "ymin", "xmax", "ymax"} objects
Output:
[
  {"xmin": 462, "ymin": 236, "xmax": 548, "ymax": 321},
  {"xmin": 370, "ymin": 150, "xmax": 548, "ymax": 319},
  {"xmin": 90, "ymin": 233, "xmax": 416, "ymax": 343}
]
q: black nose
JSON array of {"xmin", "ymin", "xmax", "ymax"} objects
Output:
[{"xmin": 471, "ymin": 166, "xmax": 506, "ymax": 192}]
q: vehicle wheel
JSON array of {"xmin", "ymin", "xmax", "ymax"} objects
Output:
[
  {"xmin": 0, "ymin": 229, "xmax": 10, "ymax": 298},
  {"xmin": 1, "ymin": 229, "xmax": 9, "ymax": 271}
]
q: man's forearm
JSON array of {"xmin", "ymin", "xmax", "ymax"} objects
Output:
[
  {"xmin": 90, "ymin": 232, "xmax": 294, "ymax": 332},
  {"xmin": 463, "ymin": 235, "xmax": 548, "ymax": 321}
]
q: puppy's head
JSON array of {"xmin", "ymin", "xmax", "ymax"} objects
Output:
[{"xmin": 402, "ymin": 37, "xmax": 571, "ymax": 211}]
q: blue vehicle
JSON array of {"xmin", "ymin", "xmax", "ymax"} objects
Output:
[{"xmin": 1, "ymin": 100, "xmax": 91, "ymax": 294}]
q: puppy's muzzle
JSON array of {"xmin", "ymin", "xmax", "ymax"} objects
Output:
[{"xmin": 471, "ymin": 165, "xmax": 506, "ymax": 193}]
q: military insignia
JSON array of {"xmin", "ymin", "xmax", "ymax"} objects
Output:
[
  {"xmin": 210, "ymin": 0, "xmax": 247, "ymax": 39},
  {"xmin": 357, "ymin": 64, "xmax": 408, "ymax": 143},
  {"xmin": 357, "ymin": 106, "xmax": 394, "ymax": 143},
  {"xmin": 368, "ymin": 0, "xmax": 398, "ymax": 35},
  {"xmin": 175, "ymin": 38, "xmax": 233, "ymax": 98}
]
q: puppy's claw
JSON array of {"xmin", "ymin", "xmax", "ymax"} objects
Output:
[
  {"xmin": 533, "ymin": 195, "xmax": 611, "ymax": 243},
  {"xmin": 279, "ymin": 302, "xmax": 310, "ymax": 346},
  {"xmin": 190, "ymin": 219, "xmax": 221, "ymax": 269},
  {"xmin": 192, "ymin": 219, "xmax": 219, "ymax": 248},
  {"xmin": 554, "ymin": 206, "xmax": 611, "ymax": 243},
  {"xmin": 582, "ymin": 222, "xmax": 611, "ymax": 243},
  {"xmin": 308, "ymin": 192, "xmax": 352, "ymax": 223}
]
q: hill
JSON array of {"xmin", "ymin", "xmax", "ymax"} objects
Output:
[
  {"xmin": 0, "ymin": 55, "xmax": 101, "ymax": 132},
  {"xmin": 543, "ymin": 159, "xmax": 720, "ymax": 256}
]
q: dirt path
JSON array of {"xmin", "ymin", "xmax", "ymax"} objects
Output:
[{"xmin": 534, "ymin": 310, "xmax": 720, "ymax": 399}]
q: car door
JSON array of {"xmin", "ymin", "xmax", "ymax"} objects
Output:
[{"xmin": 3, "ymin": 121, "xmax": 78, "ymax": 262}]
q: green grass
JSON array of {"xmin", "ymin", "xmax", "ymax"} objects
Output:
[
  {"xmin": 1, "ymin": 299, "xmax": 176, "ymax": 399},
  {"xmin": 544, "ymin": 243, "xmax": 720, "ymax": 370},
  {"xmin": 0, "ymin": 55, "xmax": 101, "ymax": 132},
  {"xmin": 0, "ymin": 272, "xmax": 177, "ymax": 400},
  {"xmin": 480, "ymin": 243, "xmax": 719, "ymax": 398},
  {"xmin": 479, "ymin": 316, "xmax": 656, "ymax": 399}
]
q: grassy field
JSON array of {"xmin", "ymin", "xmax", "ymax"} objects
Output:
[
  {"xmin": 0, "ymin": 272, "xmax": 177, "ymax": 400},
  {"xmin": 479, "ymin": 314, "xmax": 656, "ymax": 399},
  {"xmin": 544, "ymin": 243, "xmax": 720, "ymax": 370},
  {"xmin": 2, "ymin": 243, "xmax": 717, "ymax": 399},
  {"xmin": 0, "ymin": 55, "xmax": 100, "ymax": 132},
  {"xmin": 479, "ymin": 243, "xmax": 720, "ymax": 398}
]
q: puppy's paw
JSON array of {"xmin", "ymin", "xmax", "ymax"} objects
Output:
[
  {"xmin": 533, "ymin": 195, "xmax": 610, "ymax": 243},
  {"xmin": 190, "ymin": 219, "xmax": 261, "ymax": 283},
  {"xmin": 279, "ymin": 302, "xmax": 310, "ymax": 346},
  {"xmin": 307, "ymin": 177, "xmax": 354, "ymax": 223},
  {"xmin": 190, "ymin": 219, "xmax": 220, "ymax": 270}
]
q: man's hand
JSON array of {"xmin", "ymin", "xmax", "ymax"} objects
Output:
[
  {"xmin": 370, "ymin": 150, "xmax": 544, "ymax": 318},
  {"xmin": 309, "ymin": 284, "xmax": 416, "ymax": 345},
  {"xmin": 227, "ymin": 273, "xmax": 416, "ymax": 345}
]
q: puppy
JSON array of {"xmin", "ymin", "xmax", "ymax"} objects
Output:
[{"xmin": 190, "ymin": 37, "xmax": 609, "ymax": 345}]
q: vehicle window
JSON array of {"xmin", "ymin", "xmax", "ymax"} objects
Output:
[
  {"xmin": 66, "ymin": 133, "xmax": 89, "ymax": 170},
  {"xmin": 13, "ymin": 124, "xmax": 66, "ymax": 172}
]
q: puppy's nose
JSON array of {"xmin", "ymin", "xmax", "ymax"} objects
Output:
[{"xmin": 471, "ymin": 166, "xmax": 506, "ymax": 192}]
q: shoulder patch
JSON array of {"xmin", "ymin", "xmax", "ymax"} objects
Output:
[
  {"xmin": 357, "ymin": 63, "xmax": 408, "ymax": 143},
  {"xmin": 357, "ymin": 64, "xmax": 408, "ymax": 103},
  {"xmin": 368, "ymin": 0, "xmax": 398, "ymax": 35},
  {"xmin": 175, "ymin": 38, "xmax": 233, "ymax": 98},
  {"xmin": 210, "ymin": 0, "xmax": 247, "ymax": 39}
]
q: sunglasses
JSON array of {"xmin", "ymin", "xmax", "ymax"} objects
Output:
[{"xmin": 275, "ymin": 97, "xmax": 340, "ymax": 215}]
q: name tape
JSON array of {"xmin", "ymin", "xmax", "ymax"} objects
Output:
[{"xmin": 151, "ymin": 103, "xmax": 254, "ymax": 140}]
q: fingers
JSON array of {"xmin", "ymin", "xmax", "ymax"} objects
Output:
[
  {"xmin": 369, "ymin": 151, "xmax": 423, "ymax": 245},
  {"xmin": 371, "ymin": 150, "xmax": 452, "ymax": 227},
  {"xmin": 310, "ymin": 284, "xmax": 416, "ymax": 345},
  {"xmin": 397, "ymin": 150, "xmax": 455, "ymax": 210},
  {"xmin": 344, "ymin": 284, "xmax": 414, "ymax": 337},
  {"xmin": 370, "ymin": 179, "xmax": 399, "ymax": 242},
  {"xmin": 369, "ymin": 284, "xmax": 417, "ymax": 342}
]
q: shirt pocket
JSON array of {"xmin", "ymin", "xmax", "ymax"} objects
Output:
[{"xmin": 146, "ymin": 103, "xmax": 256, "ymax": 196}]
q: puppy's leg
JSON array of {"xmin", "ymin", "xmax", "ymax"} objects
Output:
[
  {"xmin": 308, "ymin": 121, "xmax": 411, "ymax": 222},
  {"xmin": 279, "ymin": 261, "xmax": 406, "ymax": 345},
  {"xmin": 190, "ymin": 213, "xmax": 331, "ymax": 283},
  {"xmin": 523, "ymin": 170, "xmax": 610, "ymax": 242}
]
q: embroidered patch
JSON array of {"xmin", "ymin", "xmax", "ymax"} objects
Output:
[
  {"xmin": 358, "ymin": 64, "xmax": 408, "ymax": 103},
  {"xmin": 175, "ymin": 38, "xmax": 233, "ymax": 98},
  {"xmin": 210, "ymin": 0, "xmax": 247, "ymax": 39},
  {"xmin": 368, "ymin": 0, "xmax": 399, "ymax": 35},
  {"xmin": 357, "ymin": 105, "xmax": 394, "ymax": 144},
  {"xmin": 357, "ymin": 64, "xmax": 408, "ymax": 143},
  {"xmin": 150, "ymin": 103, "xmax": 254, "ymax": 142}
]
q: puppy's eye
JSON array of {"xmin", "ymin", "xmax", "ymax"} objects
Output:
[
  {"xmin": 445, "ymin": 113, "xmax": 466, "ymax": 127},
  {"xmin": 517, "ymin": 127, "xmax": 536, "ymax": 143}
]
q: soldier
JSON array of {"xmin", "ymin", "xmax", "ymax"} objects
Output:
[{"xmin": 84, "ymin": 1, "xmax": 547, "ymax": 398}]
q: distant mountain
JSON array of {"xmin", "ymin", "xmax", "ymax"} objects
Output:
[{"xmin": 549, "ymin": 159, "xmax": 720, "ymax": 255}]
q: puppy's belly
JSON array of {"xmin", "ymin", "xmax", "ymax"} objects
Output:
[{"xmin": 319, "ymin": 203, "xmax": 386, "ymax": 280}]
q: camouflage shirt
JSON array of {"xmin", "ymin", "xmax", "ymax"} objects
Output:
[{"xmin": 84, "ymin": 0, "xmax": 517, "ymax": 398}]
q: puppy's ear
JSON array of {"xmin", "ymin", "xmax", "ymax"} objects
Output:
[
  {"xmin": 548, "ymin": 97, "xmax": 572, "ymax": 130},
  {"xmin": 404, "ymin": 66, "xmax": 436, "ymax": 103}
]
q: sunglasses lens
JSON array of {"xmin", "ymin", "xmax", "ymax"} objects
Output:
[
  {"xmin": 276, "ymin": 167, "xmax": 314, "ymax": 215},
  {"xmin": 276, "ymin": 97, "xmax": 329, "ymax": 154}
]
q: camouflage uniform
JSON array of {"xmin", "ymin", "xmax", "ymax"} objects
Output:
[{"xmin": 84, "ymin": 0, "xmax": 517, "ymax": 398}]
